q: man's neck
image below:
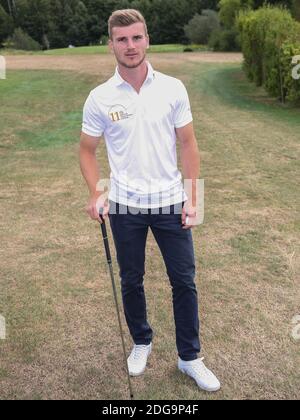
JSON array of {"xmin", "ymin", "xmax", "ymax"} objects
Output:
[{"xmin": 118, "ymin": 61, "xmax": 148, "ymax": 93}]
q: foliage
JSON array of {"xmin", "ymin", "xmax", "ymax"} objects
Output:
[
  {"xmin": 237, "ymin": 5, "xmax": 300, "ymax": 102},
  {"xmin": 209, "ymin": 28, "xmax": 241, "ymax": 51},
  {"xmin": 218, "ymin": 0, "xmax": 253, "ymax": 29},
  {"xmin": 277, "ymin": 41, "xmax": 300, "ymax": 101},
  {"xmin": 0, "ymin": 0, "xmax": 296, "ymax": 50},
  {"xmin": 291, "ymin": 0, "xmax": 300, "ymax": 21},
  {"xmin": 7, "ymin": 27, "xmax": 41, "ymax": 50},
  {"xmin": 0, "ymin": 5, "xmax": 13, "ymax": 44},
  {"xmin": 251, "ymin": 0, "xmax": 293, "ymax": 8},
  {"xmin": 184, "ymin": 10, "xmax": 220, "ymax": 44},
  {"xmin": 209, "ymin": 0, "xmax": 252, "ymax": 52},
  {"xmin": 0, "ymin": 0, "xmax": 205, "ymax": 48}
]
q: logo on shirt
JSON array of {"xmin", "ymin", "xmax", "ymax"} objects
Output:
[{"xmin": 109, "ymin": 105, "xmax": 133, "ymax": 122}]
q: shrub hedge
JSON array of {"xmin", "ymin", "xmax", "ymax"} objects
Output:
[{"xmin": 237, "ymin": 6, "xmax": 300, "ymax": 103}]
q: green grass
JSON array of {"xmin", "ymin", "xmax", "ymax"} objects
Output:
[
  {"xmin": 186, "ymin": 63, "xmax": 300, "ymax": 210},
  {"xmin": 0, "ymin": 70, "xmax": 97, "ymax": 152},
  {"xmin": 44, "ymin": 44, "xmax": 188, "ymax": 55},
  {"xmin": 0, "ymin": 48, "xmax": 39, "ymax": 55},
  {"xmin": 0, "ymin": 56, "xmax": 299, "ymax": 400},
  {"xmin": 0, "ymin": 44, "xmax": 207, "ymax": 56},
  {"xmin": 193, "ymin": 64, "xmax": 300, "ymax": 124}
]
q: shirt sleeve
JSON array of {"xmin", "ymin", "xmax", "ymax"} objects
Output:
[
  {"xmin": 173, "ymin": 81, "xmax": 193, "ymax": 128},
  {"xmin": 82, "ymin": 92, "xmax": 106, "ymax": 137}
]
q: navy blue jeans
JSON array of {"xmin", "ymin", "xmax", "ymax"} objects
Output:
[{"xmin": 108, "ymin": 201, "xmax": 201, "ymax": 361}]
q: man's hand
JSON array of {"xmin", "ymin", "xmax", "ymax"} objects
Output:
[
  {"xmin": 182, "ymin": 202, "xmax": 198, "ymax": 230},
  {"xmin": 86, "ymin": 192, "xmax": 109, "ymax": 223}
]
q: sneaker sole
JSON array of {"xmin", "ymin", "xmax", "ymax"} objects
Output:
[
  {"xmin": 179, "ymin": 367, "xmax": 221, "ymax": 392},
  {"xmin": 129, "ymin": 367, "xmax": 146, "ymax": 377}
]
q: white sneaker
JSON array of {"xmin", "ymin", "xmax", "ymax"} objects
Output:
[
  {"xmin": 178, "ymin": 357, "xmax": 221, "ymax": 392},
  {"xmin": 127, "ymin": 343, "xmax": 152, "ymax": 376}
]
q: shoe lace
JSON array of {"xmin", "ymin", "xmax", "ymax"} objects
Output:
[
  {"xmin": 131, "ymin": 345, "xmax": 149, "ymax": 360},
  {"xmin": 190, "ymin": 357, "xmax": 210, "ymax": 377}
]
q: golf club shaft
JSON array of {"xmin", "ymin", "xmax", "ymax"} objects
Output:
[{"xmin": 99, "ymin": 215, "xmax": 135, "ymax": 400}]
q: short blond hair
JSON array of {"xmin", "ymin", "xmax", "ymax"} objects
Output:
[{"xmin": 108, "ymin": 9, "xmax": 148, "ymax": 40}]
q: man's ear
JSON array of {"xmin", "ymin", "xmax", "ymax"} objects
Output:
[{"xmin": 108, "ymin": 38, "xmax": 114, "ymax": 53}]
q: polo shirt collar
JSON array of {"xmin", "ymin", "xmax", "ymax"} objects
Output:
[{"xmin": 113, "ymin": 61, "xmax": 155, "ymax": 87}]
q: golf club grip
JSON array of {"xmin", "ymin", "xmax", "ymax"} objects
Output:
[{"xmin": 100, "ymin": 217, "xmax": 112, "ymax": 263}]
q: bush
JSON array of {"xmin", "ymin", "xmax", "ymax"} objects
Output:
[
  {"xmin": 208, "ymin": 0, "xmax": 251, "ymax": 52},
  {"xmin": 292, "ymin": 0, "xmax": 300, "ymax": 21},
  {"xmin": 184, "ymin": 10, "xmax": 220, "ymax": 44},
  {"xmin": 278, "ymin": 41, "xmax": 300, "ymax": 102},
  {"xmin": 263, "ymin": 15, "xmax": 300, "ymax": 100},
  {"xmin": 209, "ymin": 29, "xmax": 241, "ymax": 51},
  {"xmin": 219, "ymin": 0, "xmax": 253, "ymax": 29},
  {"xmin": 237, "ymin": 6, "xmax": 300, "ymax": 103},
  {"xmin": 9, "ymin": 28, "xmax": 41, "ymax": 51},
  {"xmin": 100, "ymin": 35, "xmax": 108, "ymax": 45}
]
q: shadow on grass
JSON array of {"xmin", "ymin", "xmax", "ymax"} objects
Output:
[{"xmin": 191, "ymin": 64, "xmax": 300, "ymax": 127}]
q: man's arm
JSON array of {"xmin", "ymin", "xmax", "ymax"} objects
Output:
[
  {"xmin": 176, "ymin": 122, "xmax": 200, "ymax": 228},
  {"xmin": 79, "ymin": 132, "xmax": 108, "ymax": 222}
]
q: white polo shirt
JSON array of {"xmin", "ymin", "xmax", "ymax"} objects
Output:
[{"xmin": 82, "ymin": 61, "xmax": 193, "ymax": 208}]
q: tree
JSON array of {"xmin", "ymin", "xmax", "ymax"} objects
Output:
[
  {"xmin": 84, "ymin": 0, "xmax": 117, "ymax": 39},
  {"xmin": 252, "ymin": 0, "xmax": 292, "ymax": 8},
  {"xmin": 291, "ymin": 0, "xmax": 300, "ymax": 20},
  {"xmin": 14, "ymin": 0, "xmax": 52, "ymax": 48},
  {"xmin": 145, "ymin": 0, "xmax": 201, "ymax": 44},
  {"xmin": 209, "ymin": 0, "xmax": 252, "ymax": 51},
  {"xmin": 184, "ymin": 10, "xmax": 220, "ymax": 44},
  {"xmin": 218, "ymin": 0, "xmax": 253, "ymax": 29},
  {"xmin": 0, "ymin": 0, "xmax": 17, "ymax": 16},
  {"xmin": 10, "ymin": 27, "xmax": 41, "ymax": 50},
  {"xmin": 197, "ymin": 0, "xmax": 219, "ymax": 10},
  {"xmin": 66, "ymin": 1, "xmax": 89, "ymax": 46},
  {"xmin": 0, "ymin": 4, "xmax": 13, "ymax": 44}
]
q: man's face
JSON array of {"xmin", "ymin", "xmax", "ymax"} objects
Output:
[{"xmin": 109, "ymin": 22, "xmax": 149, "ymax": 69}]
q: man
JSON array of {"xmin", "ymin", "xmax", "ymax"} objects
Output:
[{"xmin": 79, "ymin": 9, "xmax": 220, "ymax": 392}]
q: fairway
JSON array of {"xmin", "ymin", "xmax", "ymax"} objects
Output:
[{"xmin": 0, "ymin": 52, "xmax": 299, "ymax": 400}]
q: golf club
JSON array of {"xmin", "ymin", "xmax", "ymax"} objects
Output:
[{"xmin": 99, "ymin": 210, "xmax": 135, "ymax": 400}]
